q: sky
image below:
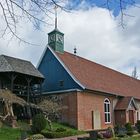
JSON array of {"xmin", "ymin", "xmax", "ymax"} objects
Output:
[{"xmin": 0, "ymin": 0, "xmax": 140, "ymax": 78}]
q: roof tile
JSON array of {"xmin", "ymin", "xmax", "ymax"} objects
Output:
[{"xmin": 56, "ymin": 51, "xmax": 140, "ymax": 99}]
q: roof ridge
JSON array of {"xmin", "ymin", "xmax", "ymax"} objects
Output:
[
  {"xmin": 63, "ymin": 51, "xmax": 140, "ymax": 83},
  {"xmin": 2, "ymin": 54, "xmax": 30, "ymax": 63}
]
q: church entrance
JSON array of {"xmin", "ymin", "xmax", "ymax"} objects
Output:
[{"xmin": 129, "ymin": 110, "xmax": 134, "ymax": 125}]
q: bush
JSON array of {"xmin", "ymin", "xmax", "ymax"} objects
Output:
[
  {"xmin": 41, "ymin": 130, "xmax": 74, "ymax": 138},
  {"xmin": 114, "ymin": 125, "xmax": 127, "ymax": 137},
  {"xmin": 55, "ymin": 127, "xmax": 66, "ymax": 132},
  {"xmin": 125, "ymin": 122, "xmax": 134, "ymax": 136},
  {"xmin": 32, "ymin": 114, "xmax": 46, "ymax": 133},
  {"xmin": 136, "ymin": 120, "xmax": 140, "ymax": 133},
  {"xmin": 114, "ymin": 125, "xmax": 120, "ymax": 135}
]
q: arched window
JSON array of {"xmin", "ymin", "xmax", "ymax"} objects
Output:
[{"xmin": 104, "ymin": 98, "xmax": 111, "ymax": 123}]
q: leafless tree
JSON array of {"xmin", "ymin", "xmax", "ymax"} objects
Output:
[
  {"xmin": 0, "ymin": 0, "xmax": 67, "ymax": 44},
  {"xmin": 104, "ymin": 0, "xmax": 140, "ymax": 28},
  {"xmin": 132, "ymin": 66, "xmax": 138, "ymax": 79},
  {"xmin": 38, "ymin": 95, "xmax": 67, "ymax": 130}
]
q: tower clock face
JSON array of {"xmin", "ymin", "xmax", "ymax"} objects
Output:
[
  {"xmin": 49, "ymin": 34, "xmax": 55, "ymax": 43},
  {"xmin": 56, "ymin": 34, "xmax": 63, "ymax": 43}
]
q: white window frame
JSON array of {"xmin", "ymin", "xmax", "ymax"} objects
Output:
[{"xmin": 104, "ymin": 98, "xmax": 111, "ymax": 124}]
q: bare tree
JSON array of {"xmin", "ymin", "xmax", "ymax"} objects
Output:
[
  {"xmin": 0, "ymin": 0, "xmax": 67, "ymax": 44},
  {"xmin": 38, "ymin": 95, "xmax": 67, "ymax": 130},
  {"xmin": 96, "ymin": 0, "xmax": 139, "ymax": 28},
  {"xmin": 132, "ymin": 66, "xmax": 138, "ymax": 79}
]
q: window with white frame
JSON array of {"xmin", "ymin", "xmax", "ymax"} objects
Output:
[{"xmin": 104, "ymin": 98, "xmax": 111, "ymax": 123}]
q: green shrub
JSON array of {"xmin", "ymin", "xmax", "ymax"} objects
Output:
[
  {"xmin": 55, "ymin": 127, "xmax": 66, "ymax": 132},
  {"xmin": 115, "ymin": 125, "xmax": 127, "ymax": 137},
  {"xmin": 125, "ymin": 122, "xmax": 134, "ymax": 136},
  {"xmin": 41, "ymin": 130, "xmax": 74, "ymax": 138},
  {"xmin": 136, "ymin": 120, "xmax": 140, "ymax": 133},
  {"xmin": 32, "ymin": 114, "xmax": 46, "ymax": 133},
  {"xmin": 125, "ymin": 122, "xmax": 133, "ymax": 131}
]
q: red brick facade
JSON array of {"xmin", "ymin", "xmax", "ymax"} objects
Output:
[
  {"xmin": 77, "ymin": 91, "xmax": 114, "ymax": 130},
  {"xmin": 59, "ymin": 91, "xmax": 115, "ymax": 130}
]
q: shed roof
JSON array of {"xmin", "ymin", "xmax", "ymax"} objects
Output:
[
  {"xmin": 55, "ymin": 51, "xmax": 140, "ymax": 99},
  {"xmin": 0, "ymin": 55, "xmax": 44, "ymax": 79}
]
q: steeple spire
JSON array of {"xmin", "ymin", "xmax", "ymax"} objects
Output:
[
  {"xmin": 48, "ymin": 6, "xmax": 64, "ymax": 53},
  {"xmin": 55, "ymin": 5, "xmax": 58, "ymax": 29}
]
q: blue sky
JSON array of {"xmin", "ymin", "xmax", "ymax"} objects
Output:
[{"xmin": 68, "ymin": 0, "xmax": 140, "ymax": 16}]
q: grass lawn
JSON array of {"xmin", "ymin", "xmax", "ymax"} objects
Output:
[
  {"xmin": 0, "ymin": 121, "xmax": 31, "ymax": 140},
  {"xmin": 41, "ymin": 122, "xmax": 86, "ymax": 138},
  {"xmin": 0, "ymin": 125, "xmax": 21, "ymax": 140},
  {"xmin": 0, "ymin": 122, "xmax": 85, "ymax": 140}
]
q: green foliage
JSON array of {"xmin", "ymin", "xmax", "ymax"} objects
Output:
[
  {"xmin": 55, "ymin": 127, "xmax": 66, "ymax": 132},
  {"xmin": 0, "ymin": 125, "xmax": 21, "ymax": 140},
  {"xmin": 125, "ymin": 123, "xmax": 133, "ymax": 131},
  {"xmin": 125, "ymin": 122, "xmax": 134, "ymax": 136},
  {"xmin": 32, "ymin": 114, "xmax": 46, "ymax": 134},
  {"xmin": 136, "ymin": 120, "xmax": 140, "ymax": 133},
  {"xmin": 41, "ymin": 130, "xmax": 75, "ymax": 138},
  {"xmin": 42, "ymin": 122, "xmax": 85, "ymax": 138},
  {"xmin": 114, "ymin": 125, "xmax": 127, "ymax": 137}
]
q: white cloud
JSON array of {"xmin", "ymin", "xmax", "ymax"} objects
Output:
[{"xmin": 0, "ymin": 5, "xmax": 140, "ymax": 78}]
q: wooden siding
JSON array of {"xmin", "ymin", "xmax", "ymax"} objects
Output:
[{"xmin": 38, "ymin": 48, "xmax": 82, "ymax": 92}]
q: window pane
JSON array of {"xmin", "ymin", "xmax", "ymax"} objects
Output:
[
  {"xmin": 107, "ymin": 104, "xmax": 110, "ymax": 112},
  {"xmin": 108, "ymin": 113, "xmax": 111, "ymax": 122},
  {"xmin": 105, "ymin": 113, "xmax": 107, "ymax": 122},
  {"xmin": 104, "ymin": 104, "xmax": 107, "ymax": 112}
]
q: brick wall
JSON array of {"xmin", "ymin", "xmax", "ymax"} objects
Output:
[
  {"xmin": 59, "ymin": 92, "xmax": 78, "ymax": 128},
  {"xmin": 77, "ymin": 91, "xmax": 115, "ymax": 130},
  {"xmin": 57, "ymin": 91, "xmax": 115, "ymax": 130}
]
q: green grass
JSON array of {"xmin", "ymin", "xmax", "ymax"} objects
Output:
[
  {"xmin": 0, "ymin": 121, "xmax": 32, "ymax": 140},
  {"xmin": 41, "ymin": 122, "xmax": 86, "ymax": 138},
  {"xmin": 47, "ymin": 122, "xmax": 85, "ymax": 135},
  {"xmin": 0, "ymin": 125, "xmax": 21, "ymax": 140}
]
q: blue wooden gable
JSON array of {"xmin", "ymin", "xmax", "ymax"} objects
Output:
[{"xmin": 38, "ymin": 47, "xmax": 83, "ymax": 92}]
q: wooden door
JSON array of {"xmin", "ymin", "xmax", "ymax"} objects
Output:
[
  {"xmin": 129, "ymin": 110, "xmax": 134, "ymax": 124},
  {"xmin": 92, "ymin": 110, "xmax": 101, "ymax": 130}
]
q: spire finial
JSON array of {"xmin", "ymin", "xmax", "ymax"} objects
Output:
[{"xmin": 54, "ymin": 5, "xmax": 58, "ymax": 29}]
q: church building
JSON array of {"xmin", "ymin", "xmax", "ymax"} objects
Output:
[{"xmin": 37, "ymin": 22, "xmax": 140, "ymax": 130}]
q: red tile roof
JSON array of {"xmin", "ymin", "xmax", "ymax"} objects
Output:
[
  {"xmin": 56, "ymin": 51, "xmax": 140, "ymax": 99},
  {"xmin": 115, "ymin": 97, "xmax": 132, "ymax": 110}
]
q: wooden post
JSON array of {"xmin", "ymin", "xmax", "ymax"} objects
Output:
[
  {"xmin": 10, "ymin": 73, "xmax": 17, "ymax": 92},
  {"xmin": 26, "ymin": 77, "xmax": 32, "ymax": 120},
  {"xmin": 39, "ymin": 79, "xmax": 43, "ymax": 102}
]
